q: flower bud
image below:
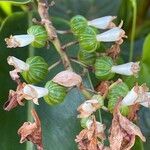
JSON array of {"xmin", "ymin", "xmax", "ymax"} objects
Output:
[
  {"xmin": 52, "ymin": 70, "xmax": 82, "ymax": 87},
  {"xmin": 79, "ymin": 26, "xmax": 99, "ymax": 53},
  {"xmin": 44, "ymin": 80, "xmax": 67, "ymax": 105},
  {"xmin": 107, "ymin": 80, "xmax": 129, "ymax": 116},
  {"xmin": 70, "ymin": 15, "xmax": 87, "ymax": 35},
  {"xmin": 88, "ymin": 16, "xmax": 116, "ymax": 29},
  {"xmin": 23, "ymin": 84, "xmax": 49, "ymax": 105},
  {"xmin": 96, "ymin": 27, "xmax": 127, "ymax": 44},
  {"xmin": 94, "ymin": 56, "xmax": 115, "ymax": 80},
  {"xmin": 78, "ymin": 49, "xmax": 96, "ymax": 65}
]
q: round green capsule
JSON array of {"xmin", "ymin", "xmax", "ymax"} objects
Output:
[
  {"xmin": 21, "ymin": 56, "xmax": 48, "ymax": 84},
  {"xmin": 78, "ymin": 49, "xmax": 96, "ymax": 65},
  {"xmin": 107, "ymin": 81, "xmax": 129, "ymax": 116},
  {"xmin": 79, "ymin": 26, "xmax": 99, "ymax": 53},
  {"xmin": 27, "ymin": 25, "xmax": 48, "ymax": 48},
  {"xmin": 44, "ymin": 80, "xmax": 67, "ymax": 105},
  {"xmin": 94, "ymin": 56, "xmax": 115, "ymax": 80},
  {"xmin": 70, "ymin": 15, "xmax": 87, "ymax": 35}
]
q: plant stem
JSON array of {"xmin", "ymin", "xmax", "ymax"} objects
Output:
[
  {"xmin": 26, "ymin": 11, "xmax": 34, "ymax": 150},
  {"xmin": 62, "ymin": 41, "xmax": 79, "ymax": 50},
  {"xmin": 48, "ymin": 60, "xmax": 61, "ymax": 71},
  {"xmin": 129, "ymin": 0, "xmax": 137, "ymax": 61}
]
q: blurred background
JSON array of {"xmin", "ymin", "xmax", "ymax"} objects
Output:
[{"xmin": 0, "ymin": 0, "xmax": 150, "ymax": 149}]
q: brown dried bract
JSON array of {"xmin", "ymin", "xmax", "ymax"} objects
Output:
[
  {"xmin": 109, "ymin": 101, "xmax": 146, "ymax": 150},
  {"xmin": 52, "ymin": 70, "xmax": 82, "ymax": 87},
  {"xmin": 106, "ymin": 44, "xmax": 120, "ymax": 59},
  {"xmin": 127, "ymin": 103, "xmax": 140, "ymax": 121},
  {"xmin": 75, "ymin": 116, "xmax": 106, "ymax": 150},
  {"xmin": 96, "ymin": 81, "xmax": 110, "ymax": 97},
  {"xmin": 3, "ymin": 82, "xmax": 26, "ymax": 111},
  {"xmin": 18, "ymin": 109, "xmax": 43, "ymax": 150}
]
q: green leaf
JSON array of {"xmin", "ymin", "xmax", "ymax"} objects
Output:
[{"xmin": 0, "ymin": 0, "xmax": 32, "ymax": 4}]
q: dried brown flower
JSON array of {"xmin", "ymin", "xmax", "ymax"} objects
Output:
[
  {"xmin": 3, "ymin": 82, "xmax": 26, "ymax": 111},
  {"xmin": 77, "ymin": 99, "xmax": 101, "ymax": 118},
  {"xmin": 109, "ymin": 101, "xmax": 146, "ymax": 150},
  {"xmin": 75, "ymin": 116, "xmax": 106, "ymax": 150},
  {"xmin": 18, "ymin": 109, "xmax": 43, "ymax": 150}
]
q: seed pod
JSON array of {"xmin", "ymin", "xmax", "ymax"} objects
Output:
[
  {"xmin": 27, "ymin": 25, "xmax": 48, "ymax": 48},
  {"xmin": 22, "ymin": 56, "xmax": 48, "ymax": 84},
  {"xmin": 79, "ymin": 26, "xmax": 99, "ymax": 53},
  {"xmin": 94, "ymin": 56, "xmax": 115, "ymax": 80},
  {"xmin": 78, "ymin": 49, "xmax": 96, "ymax": 65},
  {"xmin": 70, "ymin": 15, "xmax": 87, "ymax": 35},
  {"xmin": 107, "ymin": 81, "xmax": 129, "ymax": 116},
  {"xmin": 44, "ymin": 80, "xmax": 67, "ymax": 105}
]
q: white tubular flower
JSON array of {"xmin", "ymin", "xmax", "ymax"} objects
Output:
[
  {"xmin": 5, "ymin": 34, "xmax": 35, "ymax": 48},
  {"xmin": 96, "ymin": 27, "xmax": 127, "ymax": 44},
  {"xmin": 111, "ymin": 62, "xmax": 140, "ymax": 76},
  {"xmin": 7, "ymin": 56, "xmax": 29, "ymax": 80},
  {"xmin": 77, "ymin": 99, "xmax": 100, "ymax": 118},
  {"xmin": 23, "ymin": 84, "xmax": 49, "ymax": 105},
  {"xmin": 122, "ymin": 85, "xmax": 149, "ymax": 107},
  {"xmin": 88, "ymin": 16, "xmax": 116, "ymax": 29}
]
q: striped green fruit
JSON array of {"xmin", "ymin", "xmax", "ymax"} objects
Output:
[
  {"xmin": 44, "ymin": 80, "xmax": 67, "ymax": 105},
  {"xmin": 27, "ymin": 25, "xmax": 48, "ymax": 48},
  {"xmin": 78, "ymin": 49, "xmax": 96, "ymax": 65},
  {"xmin": 70, "ymin": 15, "xmax": 87, "ymax": 35},
  {"xmin": 107, "ymin": 81, "xmax": 129, "ymax": 116},
  {"xmin": 21, "ymin": 56, "xmax": 48, "ymax": 84},
  {"xmin": 94, "ymin": 56, "xmax": 115, "ymax": 80},
  {"xmin": 79, "ymin": 26, "xmax": 99, "ymax": 53}
]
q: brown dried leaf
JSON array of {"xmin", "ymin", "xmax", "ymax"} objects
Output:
[{"xmin": 52, "ymin": 70, "xmax": 82, "ymax": 87}]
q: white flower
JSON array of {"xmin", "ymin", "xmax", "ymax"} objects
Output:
[
  {"xmin": 7, "ymin": 56, "xmax": 29, "ymax": 80},
  {"xmin": 5, "ymin": 34, "xmax": 35, "ymax": 48},
  {"xmin": 77, "ymin": 99, "xmax": 100, "ymax": 118},
  {"xmin": 88, "ymin": 16, "xmax": 116, "ymax": 29},
  {"xmin": 121, "ymin": 85, "xmax": 149, "ymax": 107},
  {"xmin": 96, "ymin": 27, "xmax": 127, "ymax": 44},
  {"xmin": 23, "ymin": 84, "xmax": 49, "ymax": 105},
  {"xmin": 111, "ymin": 62, "xmax": 140, "ymax": 76}
]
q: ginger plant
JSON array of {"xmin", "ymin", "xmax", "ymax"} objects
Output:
[{"xmin": 2, "ymin": 0, "xmax": 150, "ymax": 150}]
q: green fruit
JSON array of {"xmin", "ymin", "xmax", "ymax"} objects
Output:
[
  {"xmin": 21, "ymin": 56, "xmax": 48, "ymax": 84},
  {"xmin": 27, "ymin": 25, "xmax": 48, "ymax": 48},
  {"xmin": 107, "ymin": 81, "xmax": 129, "ymax": 116},
  {"xmin": 44, "ymin": 81, "xmax": 67, "ymax": 105},
  {"xmin": 79, "ymin": 26, "xmax": 99, "ymax": 53},
  {"xmin": 78, "ymin": 49, "xmax": 96, "ymax": 65},
  {"xmin": 94, "ymin": 56, "xmax": 115, "ymax": 80},
  {"xmin": 70, "ymin": 15, "xmax": 87, "ymax": 35},
  {"xmin": 92, "ymin": 94, "xmax": 104, "ymax": 106}
]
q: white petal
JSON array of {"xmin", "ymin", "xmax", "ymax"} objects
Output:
[
  {"xmin": 5, "ymin": 34, "xmax": 35, "ymax": 48},
  {"xmin": 88, "ymin": 16, "xmax": 116, "ymax": 29},
  {"xmin": 111, "ymin": 62, "xmax": 140, "ymax": 76},
  {"xmin": 96, "ymin": 122, "xmax": 105, "ymax": 133},
  {"xmin": 122, "ymin": 87, "xmax": 138, "ymax": 106},
  {"xmin": 96, "ymin": 27, "xmax": 125, "ymax": 42},
  {"xmin": 7, "ymin": 56, "xmax": 29, "ymax": 71},
  {"xmin": 86, "ymin": 119, "xmax": 93, "ymax": 129},
  {"xmin": 82, "ymin": 102, "xmax": 95, "ymax": 114},
  {"xmin": 23, "ymin": 84, "xmax": 48, "ymax": 101}
]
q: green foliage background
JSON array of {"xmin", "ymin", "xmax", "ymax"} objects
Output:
[{"xmin": 0, "ymin": 0, "xmax": 150, "ymax": 150}]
